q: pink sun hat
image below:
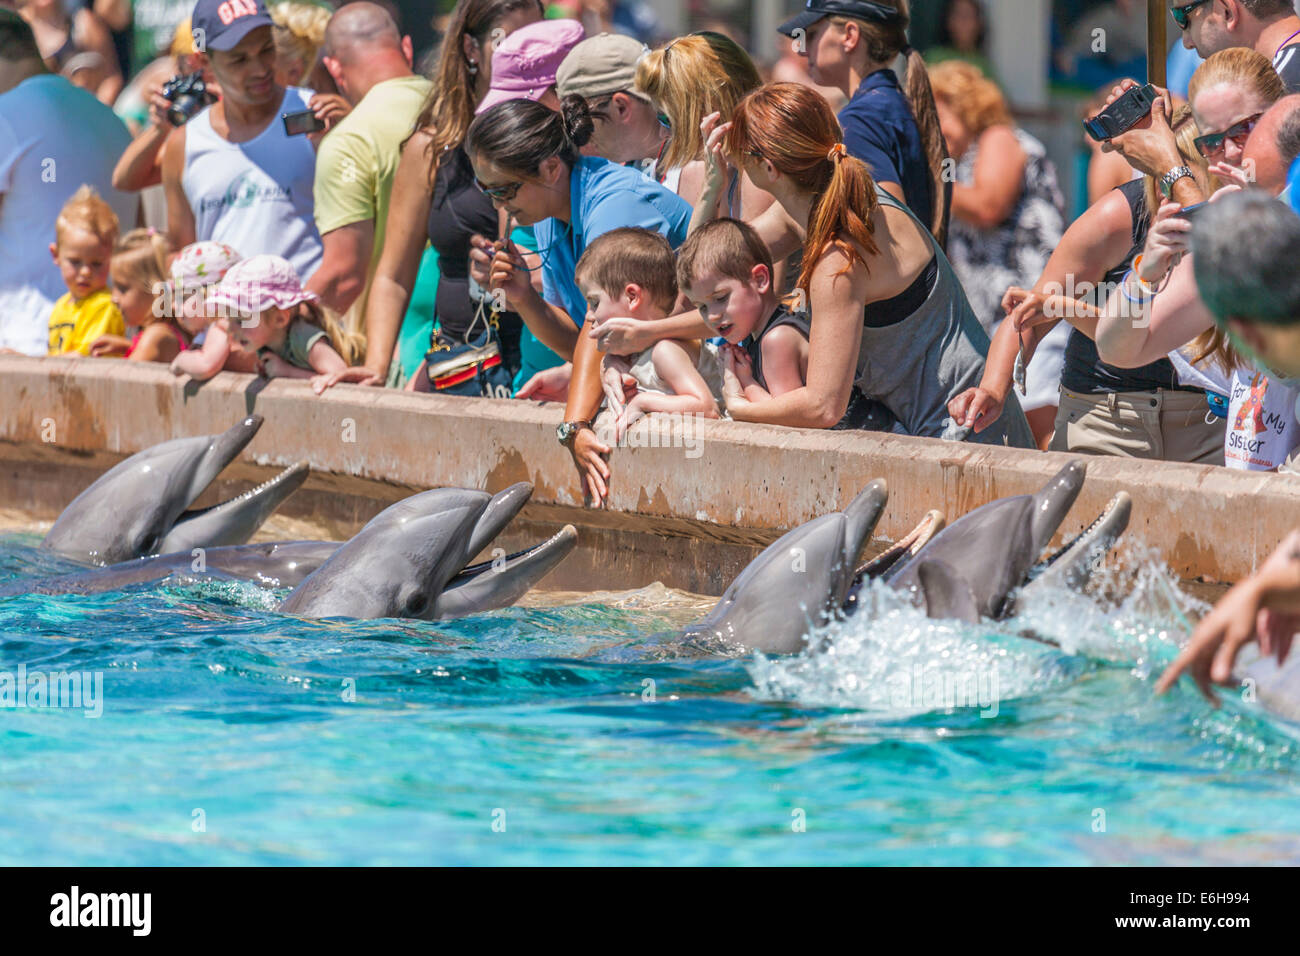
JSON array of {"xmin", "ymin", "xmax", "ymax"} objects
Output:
[
  {"xmin": 207, "ymin": 254, "xmax": 319, "ymax": 316},
  {"xmin": 475, "ymin": 19, "xmax": 586, "ymax": 115}
]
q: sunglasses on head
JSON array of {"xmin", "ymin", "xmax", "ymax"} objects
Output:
[
  {"xmin": 1193, "ymin": 111, "xmax": 1263, "ymax": 157},
  {"xmin": 1171, "ymin": 0, "xmax": 1210, "ymax": 30},
  {"xmin": 474, "ymin": 176, "xmax": 524, "ymax": 202}
]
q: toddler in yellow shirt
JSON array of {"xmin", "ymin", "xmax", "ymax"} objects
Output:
[{"xmin": 47, "ymin": 186, "xmax": 125, "ymax": 355}]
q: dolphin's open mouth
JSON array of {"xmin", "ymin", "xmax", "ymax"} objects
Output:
[
  {"xmin": 1024, "ymin": 491, "xmax": 1132, "ymax": 596},
  {"xmin": 160, "ymin": 460, "xmax": 311, "ymax": 552}
]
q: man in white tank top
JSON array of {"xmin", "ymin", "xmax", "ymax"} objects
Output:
[{"xmin": 160, "ymin": 0, "xmax": 322, "ymax": 279}]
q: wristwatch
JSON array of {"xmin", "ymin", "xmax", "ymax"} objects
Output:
[
  {"xmin": 1159, "ymin": 165, "xmax": 1194, "ymax": 198},
  {"xmin": 556, "ymin": 420, "xmax": 593, "ymax": 446}
]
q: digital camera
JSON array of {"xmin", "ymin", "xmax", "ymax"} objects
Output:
[{"xmin": 162, "ymin": 71, "xmax": 215, "ymax": 126}]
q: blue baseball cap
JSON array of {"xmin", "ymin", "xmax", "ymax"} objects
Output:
[
  {"xmin": 778, "ymin": 0, "xmax": 904, "ymax": 38},
  {"xmin": 191, "ymin": 0, "xmax": 274, "ymax": 52}
]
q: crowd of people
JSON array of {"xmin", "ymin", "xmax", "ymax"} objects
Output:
[{"xmin": 5, "ymin": 0, "xmax": 1300, "ymax": 692}]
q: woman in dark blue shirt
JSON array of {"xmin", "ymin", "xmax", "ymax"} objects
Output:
[{"xmin": 779, "ymin": 0, "xmax": 950, "ymax": 246}]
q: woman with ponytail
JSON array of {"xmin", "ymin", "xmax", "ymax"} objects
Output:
[
  {"xmin": 465, "ymin": 94, "xmax": 692, "ymax": 503},
  {"xmin": 697, "ymin": 82, "xmax": 1032, "ymax": 446},
  {"xmin": 778, "ymin": 0, "xmax": 950, "ymax": 247}
]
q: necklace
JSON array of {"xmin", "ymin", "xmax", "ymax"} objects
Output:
[{"xmin": 518, "ymin": 218, "xmax": 574, "ymax": 273}]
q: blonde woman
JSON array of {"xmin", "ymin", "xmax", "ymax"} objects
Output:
[{"xmin": 634, "ymin": 31, "xmax": 773, "ymax": 225}]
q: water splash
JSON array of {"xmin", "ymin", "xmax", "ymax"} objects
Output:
[{"xmin": 747, "ymin": 539, "xmax": 1210, "ymax": 715}]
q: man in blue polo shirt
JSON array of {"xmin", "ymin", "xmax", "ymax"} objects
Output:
[{"xmin": 778, "ymin": 0, "xmax": 949, "ymax": 243}]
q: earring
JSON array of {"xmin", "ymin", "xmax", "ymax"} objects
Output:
[{"xmin": 468, "ymin": 60, "xmax": 479, "ymax": 75}]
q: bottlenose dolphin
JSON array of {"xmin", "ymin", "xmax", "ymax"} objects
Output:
[
  {"xmin": 679, "ymin": 481, "xmax": 889, "ymax": 653},
  {"xmin": 10, "ymin": 481, "xmax": 576, "ymax": 620},
  {"xmin": 683, "ymin": 461, "xmax": 1130, "ymax": 654},
  {"xmin": 277, "ymin": 484, "xmax": 578, "ymax": 621},
  {"xmin": 41, "ymin": 416, "xmax": 307, "ymax": 565},
  {"xmin": 889, "ymin": 461, "xmax": 1131, "ymax": 622}
]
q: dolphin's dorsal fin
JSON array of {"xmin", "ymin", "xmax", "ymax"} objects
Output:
[{"xmin": 916, "ymin": 559, "xmax": 980, "ymax": 623}]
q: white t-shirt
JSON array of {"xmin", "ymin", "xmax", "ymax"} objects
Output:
[
  {"xmin": 1224, "ymin": 367, "xmax": 1300, "ymax": 471},
  {"xmin": 0, "ymin": 75, "xmax": 136, "ymax": 355},
  {"xmin": 182, "ymin": 87, "xmax": 323, "ymax": 280}
]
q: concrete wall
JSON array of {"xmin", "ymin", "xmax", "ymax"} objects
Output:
[{"xmin": 2, "ymin": 355, "xmax": 1296, "ymax": 593}]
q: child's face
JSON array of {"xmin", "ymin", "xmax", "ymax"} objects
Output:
[
  {"xmin": 579, "ymin": 278, "xmax": 638, "ymax": 327},
  {"xmin": 50, "ymin": 228, "xmax": 113, "ymax": 301},
  {"xmin": 684, "ymin": 266, "xmax": 770, "ymax": 344},
  {"xmin": 110, "ymin": 271, "xmax": 159, "ymax": 328},
  {"xmin": 228, "ymin": 306, "xmax": 290, "ymax": 351}
]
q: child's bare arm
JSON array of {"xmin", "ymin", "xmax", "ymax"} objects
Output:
[
  {"xmin": 306, "ymin": 338, "xmax": 348, "ymax": 376},
  {"xmin": 170, "ymin": 322, "xmax": 230, "ymax": 379},
  {"xmin": 262, "ymin": 353, "xmax": 315, "ymax": 379},
  {"xmin": 645, "ymin": 339, "xmax": 720, "ymax": 418},
  {"xmin": 758, "ymin": 325, "xmax": 810, "ymax": 397}
]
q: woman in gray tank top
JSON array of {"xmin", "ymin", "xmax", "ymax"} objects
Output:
[{"xmin": 696, "ymin": 82, "xmax": 1033, "ymax": 448}]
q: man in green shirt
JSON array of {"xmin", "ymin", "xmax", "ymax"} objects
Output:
[{"xmin": 306, "ymin": 2, "xmax": 430, "ymax": 335}]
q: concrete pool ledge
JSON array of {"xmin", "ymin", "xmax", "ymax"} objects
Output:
[{"xmin": 1, "ymin": 354, "xmax": 1296, "ymax": 592}]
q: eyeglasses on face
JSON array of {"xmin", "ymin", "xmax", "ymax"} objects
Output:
[
  {"xmin": 474, "ymin": 176, "xmax": 524, "ymax": 202},
  {"xmin": 1193, "ymin": 112, "xmax": 1263, "ymax": 157},
  {"xmin": 1171, "ymin": 0, "xmax": 1210, "ymax": 31}
]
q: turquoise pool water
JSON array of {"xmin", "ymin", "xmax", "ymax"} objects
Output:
[{"xmin": 2, "ymin": 532, "xmax": 1298, "ymax": 866}]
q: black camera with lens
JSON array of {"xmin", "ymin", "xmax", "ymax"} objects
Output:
[{"xmin": 161, "ymin": 71, "xmax": 215, "ymax": 126}]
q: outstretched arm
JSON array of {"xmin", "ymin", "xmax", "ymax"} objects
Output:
[{"xmin": 1157, "ymin": 530, "xmax": 1300, "ymax": 704}]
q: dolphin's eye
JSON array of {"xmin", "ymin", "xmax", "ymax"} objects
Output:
[
  {"xmin": 404, "ymin": 592, "xmax": 429, "ymax": 616},
  {"xmin": 137, "ymin": 533, "xmax": 160, "ymax": 555}
]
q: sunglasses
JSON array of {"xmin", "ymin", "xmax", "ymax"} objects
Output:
[
  {"xmin": 1193, "ymin": 112, "xmax": 1263, "ymax": 157},
  {"xmin": 474, "ymin": 175, "xmax": 524, "ymax": 202},
  {"xmin": 1171, "ymin": 0, "xmax": 1210, "ymax": 30}
]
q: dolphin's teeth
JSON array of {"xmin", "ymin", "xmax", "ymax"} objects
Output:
[{"xmin": 178, "ymin": 462, "xmax": 308, "ymax": 518}]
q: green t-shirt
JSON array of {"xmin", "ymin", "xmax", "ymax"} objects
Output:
[
  {"xmin": 263, "ymin": 318, "xmax": 328, "ymax": 369},
  {"xmin": 314, "ymin": 74, "xmax": 433, "ymax": 330}
]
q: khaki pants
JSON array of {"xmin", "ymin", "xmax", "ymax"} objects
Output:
[{"xmin": 1050, "ymin": 388, "xmax": 1226, "ymax": 465}]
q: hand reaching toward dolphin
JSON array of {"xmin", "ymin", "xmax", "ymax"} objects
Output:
[{"xmin": 1157, "ymin": 530, "xmax": 1300, "ymax": 704}]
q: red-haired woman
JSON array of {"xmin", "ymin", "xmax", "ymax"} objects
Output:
[{"xmin": 699, "ymin": 82, "xmax": 1033, "ymax": 447}]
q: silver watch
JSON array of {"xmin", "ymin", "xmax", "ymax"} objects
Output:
[{"xmin": 1159, "ymin": 165, "xmax": 1193, "ymax": 198}]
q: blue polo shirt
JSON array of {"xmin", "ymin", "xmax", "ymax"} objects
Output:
[
  {"xmin": 838, "ymin": 68, "xmax": 939, "ymax": 232},
  {"xmin": 536, "ymin": 156, "xmax": 692, "ymax": 327}
]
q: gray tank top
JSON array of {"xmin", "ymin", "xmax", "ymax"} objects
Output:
[{"xmin": 851, "ymin": 191, "xmax": 1034, "ymax": 448}]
